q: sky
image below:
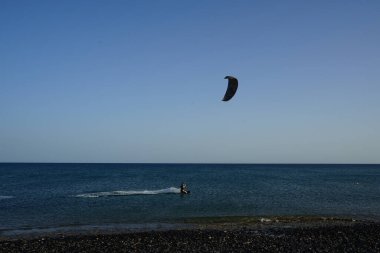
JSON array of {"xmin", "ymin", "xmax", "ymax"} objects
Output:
[{"xmin": 0, "ymin": 0, "xmax": 379, "ymax": 163}]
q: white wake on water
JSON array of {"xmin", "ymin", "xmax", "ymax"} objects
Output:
[
  {"xmin": 0, "ymin": 195, "xmax": 14, "ymax": 200},
  {"xmin": 76, "ymin": 187, "xmax": 181, "ymax": 198}
]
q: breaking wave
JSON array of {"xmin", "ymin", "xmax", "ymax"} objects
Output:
[{"xmin": 76, "ymin": 187, "xmax": 180, "ymax": 198}]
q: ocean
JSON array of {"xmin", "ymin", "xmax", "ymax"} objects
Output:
[{"xmin": 1, "ymin": 163, "xmax": 379, "ymax": 236}]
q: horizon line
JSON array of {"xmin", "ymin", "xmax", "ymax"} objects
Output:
[{"xmin": 0, "ymin": 162, "xmax": 379, "ymax": 165}]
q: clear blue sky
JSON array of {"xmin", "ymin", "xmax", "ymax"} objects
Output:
[{"xmin": 1, "ymin": 0, "xmax": 379, "ymax": 163}]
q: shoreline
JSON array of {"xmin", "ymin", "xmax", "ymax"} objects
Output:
[
  {"xmin": 1, "ymin": 219, "xmax": 379, "ymax": 252},
  {"xmin": 1, "ymin": 215, "xmax": 376, "ymax": 240},
  {"xmin": 0, "ymin": 215, "xmax": 366, "ymax": 240}
]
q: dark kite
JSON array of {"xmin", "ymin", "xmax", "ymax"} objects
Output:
[{"xmin": 222, "ymin": 76, "xmax": 238, "ymax": 101}]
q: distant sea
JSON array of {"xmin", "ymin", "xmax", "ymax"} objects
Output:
[{"xmin": 1, "ymin": 163, "xmax": 379, "ymax": 237}]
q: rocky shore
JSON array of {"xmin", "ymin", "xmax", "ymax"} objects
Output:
[{"xmin": 1, "ymin": 222, "xmax": 379, "ymax": 252}]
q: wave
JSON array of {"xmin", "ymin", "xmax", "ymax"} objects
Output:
[
  {"xmin": 76, "ymin": 187, "xmax": 181, "ymax": 198},
  {"xmin": 0, "ymin": 195, "xmax": 14, "ymax": 200}
]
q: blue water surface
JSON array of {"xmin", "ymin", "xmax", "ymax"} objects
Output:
[{"xmin": 1, "ymin": 163, "xmax": 379, "ymax": 232}]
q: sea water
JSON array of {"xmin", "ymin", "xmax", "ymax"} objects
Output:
[{"xmin": 1, "ymin": 163, "xmax": 379, "ymax": 235}]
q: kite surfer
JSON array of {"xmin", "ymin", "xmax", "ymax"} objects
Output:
[{"xmin": 180, "ymin": 182, "xmax": 190, "ymax": 194}]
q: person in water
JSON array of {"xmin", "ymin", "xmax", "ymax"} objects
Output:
[{"xmin": 180, "ymin": 182, "xmax": 189, "ymax": 194}]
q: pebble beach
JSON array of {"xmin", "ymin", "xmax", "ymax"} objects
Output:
[{"xmin": 1, "ymin": 221, "xmax": 379, "ymax": 252}]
